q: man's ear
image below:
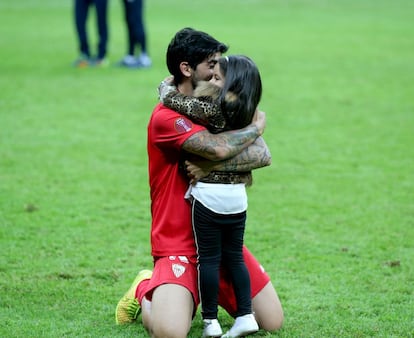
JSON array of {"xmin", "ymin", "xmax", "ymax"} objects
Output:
[{"xmin": 179, "ymin": 62, "xmax": 192, "ymax": 77}]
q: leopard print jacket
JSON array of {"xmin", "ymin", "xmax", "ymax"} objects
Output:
[{"xmin": 159, "ymin": 81, "xmax": 226, "ymax": 133}]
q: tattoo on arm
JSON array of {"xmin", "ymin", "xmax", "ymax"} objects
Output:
[
  {"xmin": 210, "ymin": 136, "xmax": 271, "ymax": 171},
  {"xmin": 182, "ymin": 126, "xmax": 260, "ymax": 161}
]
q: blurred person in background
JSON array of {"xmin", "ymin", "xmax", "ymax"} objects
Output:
[
  {"xmin": 73, "ymin": 0, "xmax": 109, "ymax": 67},
  {"xmin": 118, "ymin": 0, "xmax": 152, "ymax": 68}
]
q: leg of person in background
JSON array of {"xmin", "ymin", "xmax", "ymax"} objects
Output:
[
  {"xmin": 93, "ymin": 0, "xmax": 109, "ymax": 66},
  {"xmin": 132, "ymin": 0, "xmax": 151, "ymax": 67},
  {"xmin": 118, "ymin": 0, "xmax": 137, "ymax": 67},
  {"xmin": 119, "ymin": 0, "xmax": 151, "ymax": 68},
  {"xmin": 73, "ymin": 0, "xmax": 91, "ymax": 67}
]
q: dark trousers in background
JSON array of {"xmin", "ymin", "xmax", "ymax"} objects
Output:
[
  {"xmin": 74, "ymin": 0, "xmax": 108, "ymax": 59},
  {"xmin": 122, "ymin": 0, "xmax": 147, "ymax": 55},
  {"xmin": 192, "ymin": 200, "xmax": 252, "ymax": 319}
]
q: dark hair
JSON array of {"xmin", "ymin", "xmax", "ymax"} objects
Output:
[
  {"xmin": 166, "ymin": 27, "xmax": 228, "ymax": 85},
  {"xmin": 217, "ymin": 55, "xmax": 262, "ymax": 130}
]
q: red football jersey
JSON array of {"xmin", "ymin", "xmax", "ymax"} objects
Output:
[{"xmin": 147, "ymin": 103, "xmax": 206, "ymax": 257}]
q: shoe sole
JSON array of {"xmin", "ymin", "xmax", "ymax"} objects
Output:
[{"xmin": 222, "ymin": 327, "xmax": 258, "ymax": 338}]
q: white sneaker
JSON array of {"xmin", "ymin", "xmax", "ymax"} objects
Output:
[
  {"xmin": 138, "ymin": 52, "xmax": 152, "ymax": 67},
  {"xmin": 222, "ymin": 313, "xmax": 259, "ymax": 338},
  {"xmin": 202, "ymin": 318, "xmax": 223, "ymax": 338},
  {"xmin": 121, "ymin": 55, "xmax": 137, "ymax": 66}
]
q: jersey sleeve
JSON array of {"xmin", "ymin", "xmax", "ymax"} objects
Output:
[{"xmin": 150, "ymin": 104, "xmax": 207, "ymax": 151}]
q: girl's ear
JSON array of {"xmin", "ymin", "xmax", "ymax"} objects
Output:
[{"xmin": 179, "ymin": 62, "xmax": 192, "ymax": 78}]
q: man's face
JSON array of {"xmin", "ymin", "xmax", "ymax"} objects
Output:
[{"xmin": 191, "ymin": 52, "xmax": 221, "ymax": 87}]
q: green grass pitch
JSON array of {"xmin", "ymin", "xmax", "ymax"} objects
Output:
[{"xmin": 1, "ymin": 0, "xmax": 413, "ymax": 336}]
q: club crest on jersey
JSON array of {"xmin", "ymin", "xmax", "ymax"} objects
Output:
[
  {"xmin": 174, "ymin": 117, "xmax": 192, "ymax": 133},
  {"xmin": 172, "ymin": 263, "xmax": 186, "ymax": 278}
]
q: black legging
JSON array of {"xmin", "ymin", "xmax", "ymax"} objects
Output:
[
  {"xmin": 122, "ymin": 0, "xmax": 147, "ymax": 55},
  {"xmin": 74, "ymin": 0, "xmax": 108, "ymax": 59},
  {"xmin": 192, "ymin": 199, "xmax": 252, "ymax": 319}
]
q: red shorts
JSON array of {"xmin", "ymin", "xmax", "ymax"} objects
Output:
[
  {"xmin": 143, "ymin": 246, "xmax": 270, "ymax": 317},
  {"xmin": 144, "ymin": 255, "xmax": 199, "ymax": 306}
]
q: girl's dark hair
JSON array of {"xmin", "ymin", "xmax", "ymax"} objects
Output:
[
  {"xmin": 217, "ymin": 55, "xmax": 262, "ymax": 130},
  {"xmin": 166, "ymin": 27, "xmax": 228, "ymax": 85}
]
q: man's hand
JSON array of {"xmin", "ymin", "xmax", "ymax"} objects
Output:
[
  {"xmin": 252, "ymin": 109, "xmax": 266, "ymax": 136},
  {"xmin": 185, "ymin": 160, "xmax": 212, "ymax": 185}
]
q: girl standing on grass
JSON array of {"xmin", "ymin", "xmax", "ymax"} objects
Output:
[{"xmin": 158, "ymin": 54, "xmax": 266, "ymax": 338}]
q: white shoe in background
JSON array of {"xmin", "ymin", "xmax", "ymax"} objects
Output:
[{"xmin": 138, "ymin": 52, "xmax": 152, "ymax": 67}]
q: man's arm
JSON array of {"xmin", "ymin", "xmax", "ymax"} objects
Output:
[
  {"xmin": 211, "ymin": 136, "xmax": 271, "ymax": 171},
  {"xmin": 182, "ymin": 110, "xmax": 266, "ymax": 161},
  {"xmin": 184, "ymin": 136, "xmax": 271, "ymax": 183}
]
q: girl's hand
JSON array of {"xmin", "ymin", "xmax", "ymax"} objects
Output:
[{"xmin": 158, "ymin": 76, "xmax": 175, "ymax": 101}]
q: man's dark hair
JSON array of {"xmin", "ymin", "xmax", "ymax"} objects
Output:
[{"xmin": 166, "ymin": 27, "xmax": 228, "ymax": 85}]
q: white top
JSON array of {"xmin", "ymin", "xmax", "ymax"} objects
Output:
[{"xmin": 185, "ymin": 181, "xmax": 247, "ymax": 214}]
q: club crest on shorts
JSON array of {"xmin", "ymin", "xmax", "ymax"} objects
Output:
[
  {"xmin": 172, "ymin": 263, "xmax": 185, "ymax": 278},
  {"xmin": 174, "ymin": 117, "xmax": 192, "ymax": 133}
]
